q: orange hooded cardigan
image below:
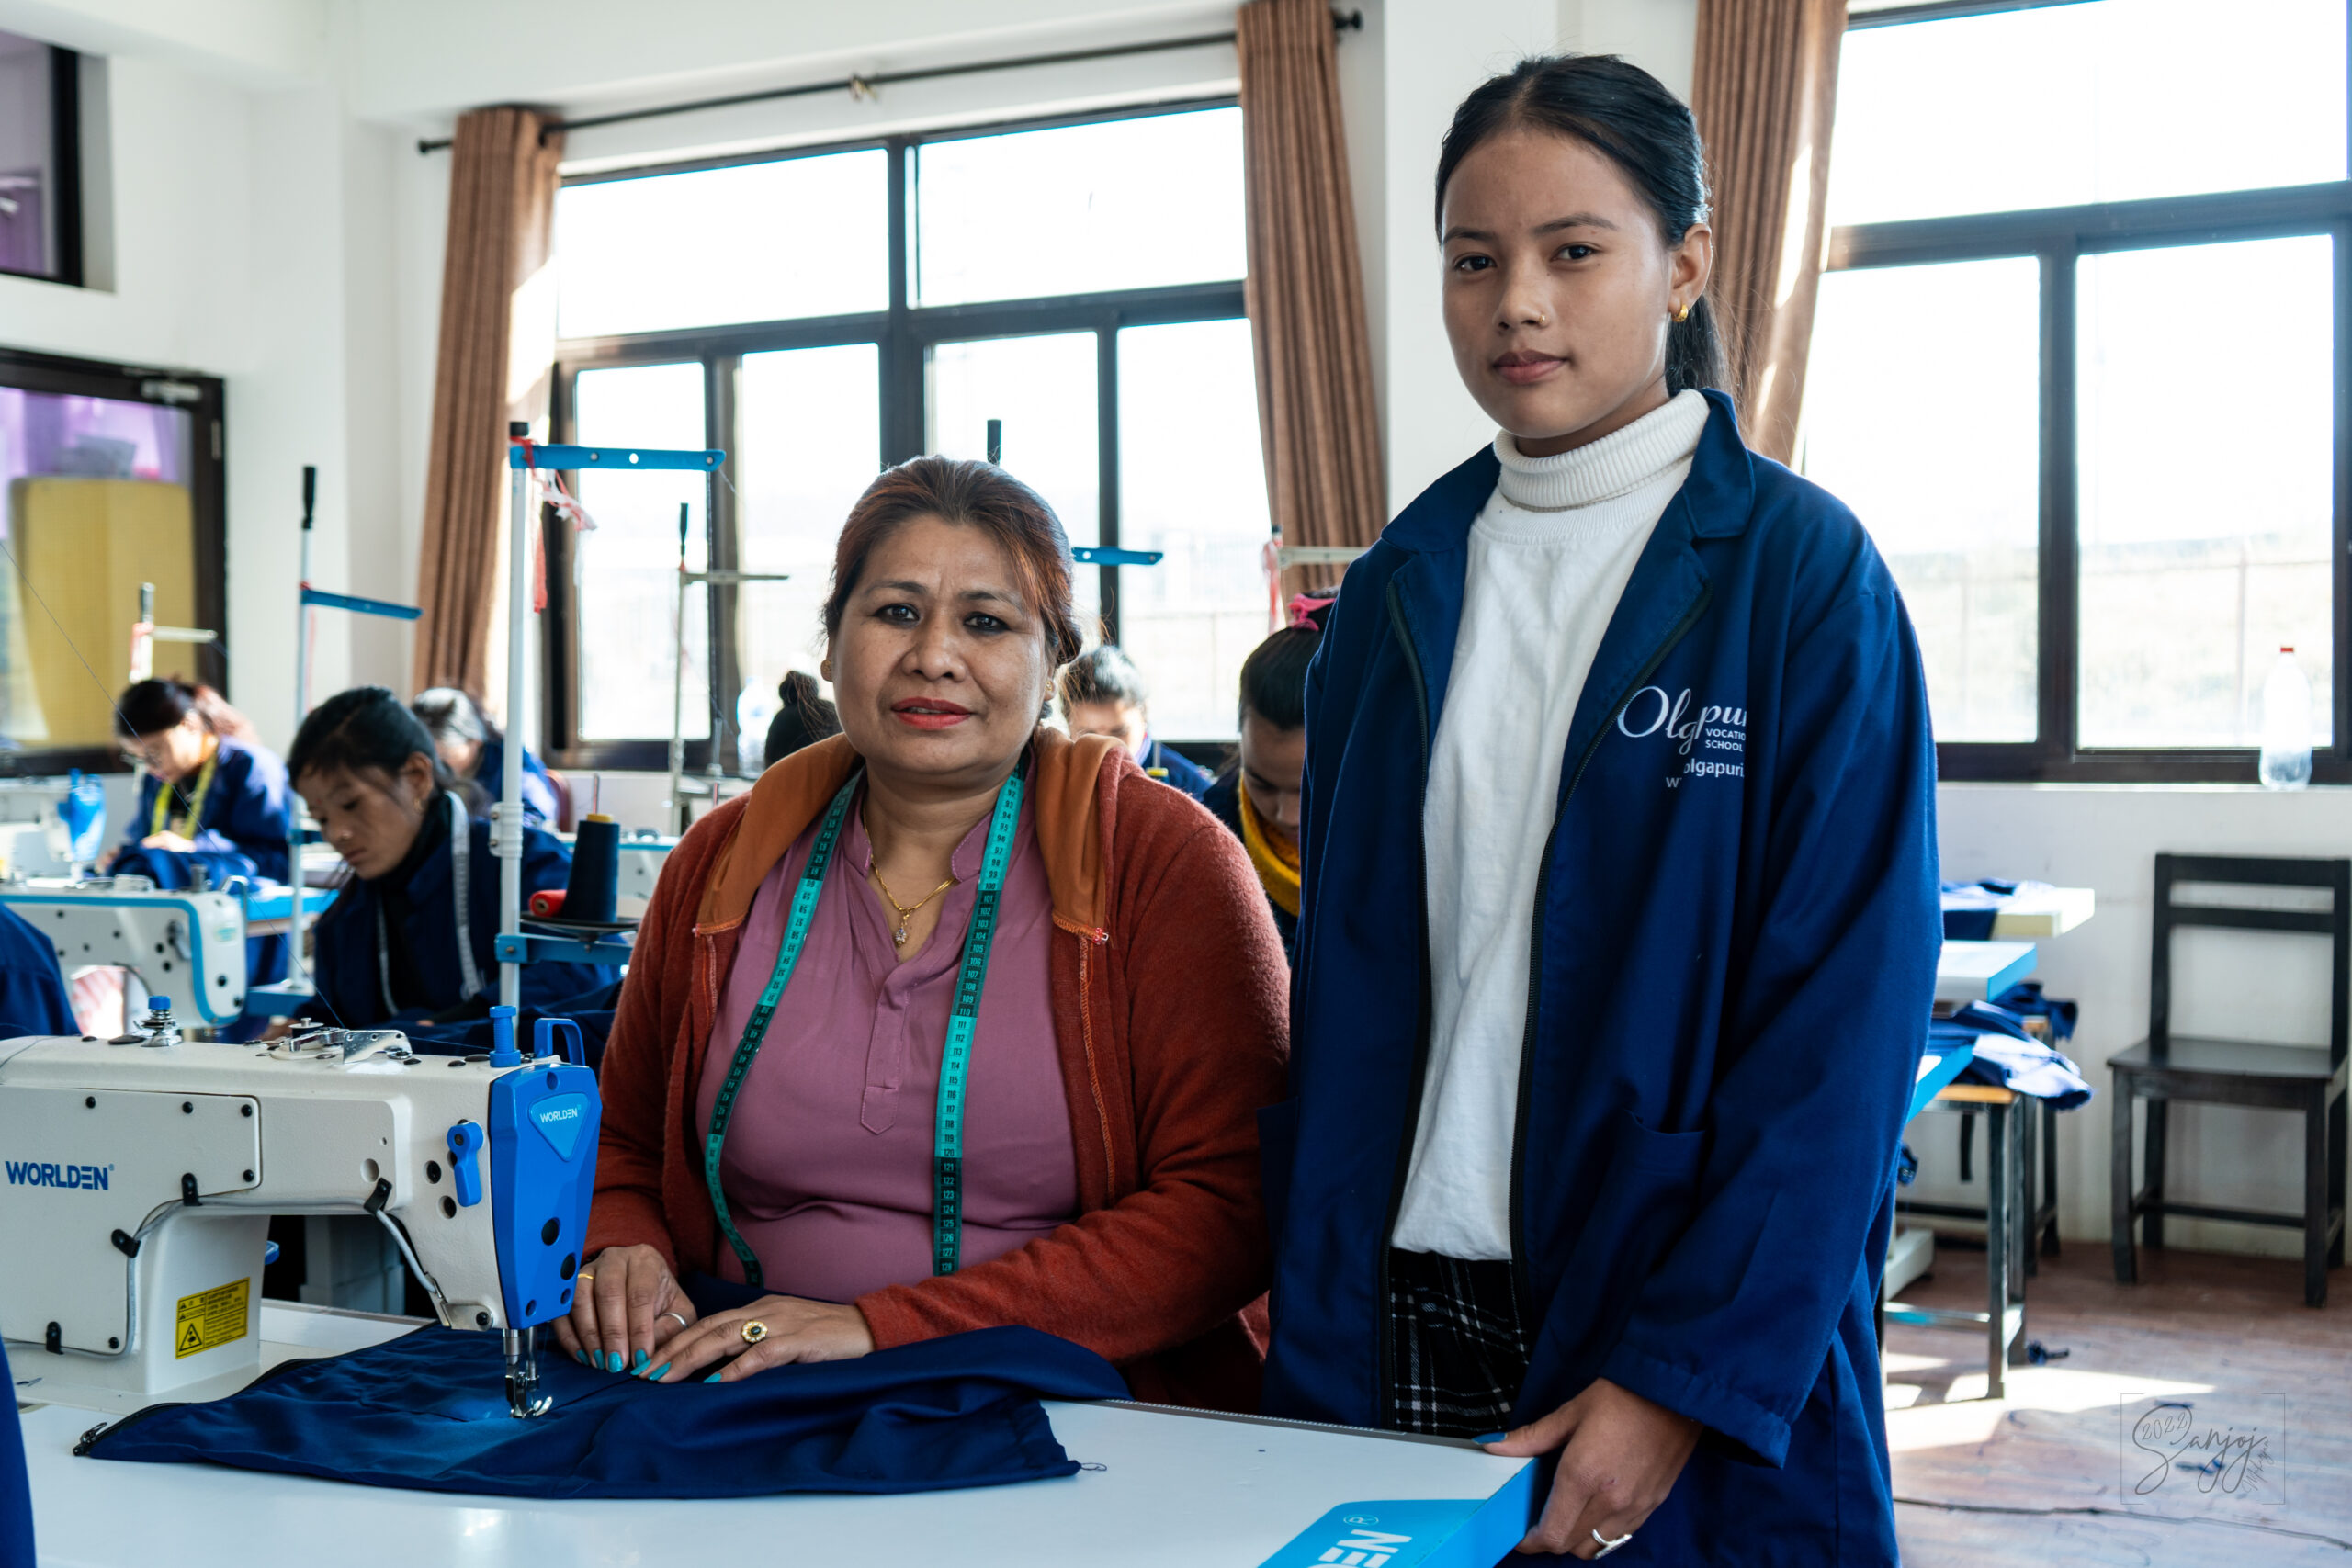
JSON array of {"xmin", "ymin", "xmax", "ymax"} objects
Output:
[{"xmin": 585, "ymin": 729, "xmax": 1289, "ymax": 1409}]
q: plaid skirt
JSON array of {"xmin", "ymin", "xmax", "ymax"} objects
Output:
[{"xmin": 1386, "ymin": 1248, "xmax": 1531, "ymax": 1437}]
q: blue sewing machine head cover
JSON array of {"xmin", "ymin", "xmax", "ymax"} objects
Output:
[{"xmin": 484, "ymin": 1012, "xmax": 601, "ymax": 1328}]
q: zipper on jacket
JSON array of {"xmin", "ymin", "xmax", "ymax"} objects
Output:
[
  {"xmin": 1375, "ymin": 578, "xmax": 1441, "ymax": 1427},
  {"xmin": 1505, "ymin": 582, "xmax": 1713, "ymax": 1331}
]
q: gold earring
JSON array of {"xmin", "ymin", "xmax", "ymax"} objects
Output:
[{"xmin": 1672, "ymin": 302, "xmax": 1691, "ymax": 323}]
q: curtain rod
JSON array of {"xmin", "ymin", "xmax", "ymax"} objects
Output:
[{"xmin": 416, "ymin": 11, "xmax": 1363, "ymax": 155}]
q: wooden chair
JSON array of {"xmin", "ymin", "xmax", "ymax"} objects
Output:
[{"xmin": 2109, "ymin": 853, "xmax": 2349, "ymax": 1307}]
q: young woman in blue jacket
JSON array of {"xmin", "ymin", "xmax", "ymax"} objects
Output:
[
  {"xmin": 107, "ymin": 680, "xmax": 293, "ymax": 889},
  {"xmin": 1261, "ymin": 57, "xmax": 1939, "ymax": 1563},
  {"xmin": 288, "ymin": 687, "xmax": 610, "ymax": 1031}
]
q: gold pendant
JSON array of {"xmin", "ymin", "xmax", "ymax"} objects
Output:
[{"xmin": 894, "ymin": 923, "xmax": 910, "ymax": 946}]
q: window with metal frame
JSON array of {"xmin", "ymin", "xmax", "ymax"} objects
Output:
[
  {"xmin": 1802, "ymin": 0, "xmax": 2351, "ymax": 782},
  {"xmin": 0, "ymin": 29, "xmax": 83, "ymax": 287},
  {"xmin": 541, "ymin": 101, "xmax": 1265, "ymax": 775},
  {"xmin": 0, "ymin": 347, "xmax": 229, "ymax": 774}
]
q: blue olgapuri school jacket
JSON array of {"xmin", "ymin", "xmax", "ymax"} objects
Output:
[
  {"xmin": 306, "ymin": 814, "xmax": 611, "ymax": 1032},
  {"xmin": 1261, "ymin": 392, "xmax": 1939, "ymax": 1564},
  {"xmin": 113, "ymin": 738, "xmax": 294, "ymax": 888}
]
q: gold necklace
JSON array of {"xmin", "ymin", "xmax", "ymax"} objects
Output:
[{"xmin": 870, "ymin": 865, "xmax": 957, "ymax": 947}]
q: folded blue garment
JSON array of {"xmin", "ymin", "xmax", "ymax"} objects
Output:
[
  {"xmin": 82, "ymin": 1323, "xmax": 1126, "ymax": 1499},
  {"xmin": 1939, "ymin": 878, "xmax": 2053, "ymax": 941},
  {"xmin": 1931, "ymin": 999, "xmax": 2093, "ymax": 1109}
]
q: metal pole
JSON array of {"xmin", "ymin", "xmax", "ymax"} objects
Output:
[
  {"xmin": 498, "ymin": 425, "xmax": 529, "ymax": 1008},
  {"xmin": 286, "ymin": 466, "xmax": 316, "ymax": 997},
  {"xmin": 666, "ymin": 502, "xmax": 689, "ymax": 835}
]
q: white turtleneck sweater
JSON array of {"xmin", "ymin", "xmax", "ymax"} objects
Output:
[{"xmin": 1391, "ymin": 389, "xmax": 1711, "ymax": 1260}]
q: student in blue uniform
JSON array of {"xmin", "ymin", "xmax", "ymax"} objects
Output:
[
  {"xmin": 1261, "ymin": 57, "xmax": 1938, "ymax": 1564},
  {"xmin": 1201, "ymin": 613, "xmax": 1322, "ymax": 964},
  {"xmin": 0, "ymin": 901, "xmax": 74, "ymax": 1038},
  {"xmin": 107, "ymin": 679, "xmax": 293, "ymax": 888},
  {"xmin": 412, "ymin": 686, "xmax": 562, "ymax": 829},
  {"xmin": 290, "ymin": 687, "xmax": 609, "ymax": 1030},
  {"xmin": 1057, "ymin": 645, "xmax": 1214, "ymax": 797}
]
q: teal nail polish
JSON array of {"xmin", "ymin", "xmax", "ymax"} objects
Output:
[
  {"xmin": 606, "ymin": 1351, "xmax": 624, "ymax": 1372},
  {"xmin": 1472, "ymin": 1433, "xmax": 1506, "ymax": 1445},
  {"xmin": 644, "ymin": 1362, "xmax": 670, "ymax": 1382},
  {"xmin": 633, "ymin": 1348, "xmax": 649, "ymax": 1371},
  {"xmin": 704, "ymin": 1371, "xmax": 724, "ymax": 1382}
]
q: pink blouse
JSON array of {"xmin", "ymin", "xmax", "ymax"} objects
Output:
[{"xmin": 693, "ymin": 781, "xmax": 1077, "ymax": 1303}]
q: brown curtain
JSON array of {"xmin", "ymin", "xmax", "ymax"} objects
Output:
[
  {"xmin": 1690, "ymin": 0, "xmax": 1848, "ymax": 464},
  {"xmin": 412, "ymin": 107, "xmax": 563, "ymax": 707},
  {"xmin": 1238, "ymin": 0, "xmax": 1384, "ymax": 596}
]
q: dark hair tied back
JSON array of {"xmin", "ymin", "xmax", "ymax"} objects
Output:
[
  {"xmin": 288, "ymin": 686, "xmax": 458, "ymax": 795},
  {"xmin": 117, "ymin": 677, "xmax": 252, "ymax": 742},
  {"xmin": 1434, "ymin": 53, "xmax": 1728, "ymax": 398}
]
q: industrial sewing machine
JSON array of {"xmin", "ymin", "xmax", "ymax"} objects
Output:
[
  {"xmin": 0, "ymin": 874, "xmax": 337, "ymax": 1027},
  {"xmin": 0, "ymin": 1004, "xmax": 599, "ymax": 1419}
]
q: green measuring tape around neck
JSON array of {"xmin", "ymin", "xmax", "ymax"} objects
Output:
[{"xmin": 704, "ymin": 766, "xmax": 1026, "ymax": 1286}]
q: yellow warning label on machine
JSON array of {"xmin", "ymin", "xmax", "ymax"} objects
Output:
[{"xmin": 174, "ymin": 1279, "xmax": 249, "ymax": 1359}]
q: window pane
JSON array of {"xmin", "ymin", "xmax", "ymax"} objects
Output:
[
  {"xmin": 571, "ymin": 362, "xmax": 709, "ymax": 740},
  {"xmin": 1801, "ymin": 257, "xmax": 2041, "ymax": 742},
  {"xmin": 556, "ymin": 151, "xmax": 887, "ymax": 339},
  {"xmin": 926, "ymin": 333, "xmax": 1100, "ymax": 627},
  {"xmin": 1830, "ymin": 0, "xmax": 2347, "ymax": 226},
  {"xmin": 1116, "ymin": 319, "xmax": 1270, "ymax": 741},
  {"xmin": 2077, "ymin": 236, "xmax": 2335, "ymax": 749},
  {"xmin": 0, "ymin": 388, "xmax": 198, "ymax": 747},
  {"xmin": 0, "ymin": 32, "xmax": 68, "ymax": 281},
  {"xmin": 916, "ymin": 109, "xmax": 1245, "ymax": 306},
  {"xmin": 735, "ymin": 343, "xmax": 881, "ymax": 769}
]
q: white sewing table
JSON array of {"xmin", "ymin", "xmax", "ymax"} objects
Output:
[{"xmin": 19, "ymin": 1303, "xmax": 1534, "ymax": 1568}]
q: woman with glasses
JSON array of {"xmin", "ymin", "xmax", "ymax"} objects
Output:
[{"xmin": 107, "ymin": 678, "xmax": 293, "ymax": 892}]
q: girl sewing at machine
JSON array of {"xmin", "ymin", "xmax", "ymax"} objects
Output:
[
  {"xmin": 287, "ymin": 687, "xmax": 609, "ymax": 1031},
  {"xmin": 106, "ymin": 678, "xmax": 293, "ymax": 890}
]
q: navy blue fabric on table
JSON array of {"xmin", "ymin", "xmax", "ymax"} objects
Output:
[
  {"xmin": 1, "ymin": 1338, "xmax": 33, "ymax": 1567},
  {"xmin": 83, "ymin": 1324, "xmax": 1125, "ymax": 1499}
]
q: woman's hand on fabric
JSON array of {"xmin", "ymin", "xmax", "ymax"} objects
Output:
[
  {"xmin": 1482, "ymin": 1378, "xmax": 1702, "ymax": 1557},
  {"xmin": 649, "ymin": 1294, "xmax": 875, "ymax": 1383},
  {"xmin": 139, "ymin": 830, "xmax": 196, "ymax": 854},
  {"xmin": 551, "ymin": 1245, "xmax": 695, "ymax": 1375}
]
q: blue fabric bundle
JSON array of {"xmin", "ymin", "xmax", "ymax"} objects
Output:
[
  {"xmin": 1931, "ymin": 999, "xmax": 2093, "ymax": 1109},
  {"xmin": 82, "ymin": 1324, "xmax": 1125, "ymax": 1499},
  {"xmin": 1939, "ymin": 878, "xmax": 2054, "ymax": 941},
  {"xmin": 1989, "ymin": 980, "xmax": 2077, "ymax": 1042}
]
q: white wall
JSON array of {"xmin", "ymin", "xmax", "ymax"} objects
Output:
[{"xmin": 0, "ymin": 52, "xmax": 406, "ymax": 752}]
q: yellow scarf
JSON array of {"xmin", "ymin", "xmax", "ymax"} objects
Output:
[
  {"xmin": 1236, "ymin": 780, "xmax": 1301, "ymax": 918},
  {"xmin": 149, "ymin": 744, "xmax": 220, "ymax": 839}
]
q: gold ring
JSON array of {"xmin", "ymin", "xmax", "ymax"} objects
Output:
[
  {"xmin": 576, "ymin": 1269, "xmax": 595, "ymax": 1280},
  {"xmin": 740, "ymin": 1319, "xmax": 768, "ymax": 1345}
]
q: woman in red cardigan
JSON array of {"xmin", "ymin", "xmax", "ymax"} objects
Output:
[{"xmin": 556, "ymin": 456, "xmax": 1288, "ymax": 1409}]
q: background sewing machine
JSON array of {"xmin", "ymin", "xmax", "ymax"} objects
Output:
[
  {"xmin": 0, "ymin": 1008, "xmax": 598, "ymax": 1418},
  {"xmin": 0, "ymin": 875, "xmax": 337, "ymax": 1029}
]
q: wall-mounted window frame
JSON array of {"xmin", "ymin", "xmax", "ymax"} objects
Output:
[
  {"xmin": 541, "ymin": 97, "xmax": 1250, "ymax": 775},
  {"xmin": 0, "ymin": 345, "xmax": 228, "ymax": 774},
  {"xmin": 0, "ymin": 34, "xmax": 84, "ymax": 288},
  {"xmin": 1823, "ymin": 1, "xmax": 2352, "ymax": 783}
]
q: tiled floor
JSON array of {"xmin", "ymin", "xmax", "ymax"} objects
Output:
[{"xmin": 1885, "ymin": 1242, "xmax": 2351, "ymax": 1564}]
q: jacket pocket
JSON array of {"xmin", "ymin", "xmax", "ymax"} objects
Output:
[{"xmin": 1534, "ymin": 1111, "xmax": 1708, "ymax": 1381}]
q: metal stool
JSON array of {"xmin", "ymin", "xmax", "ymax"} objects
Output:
[{"xmin": 1883, "ymin": 1082, "xmax": 2029, "ymax": 1400}]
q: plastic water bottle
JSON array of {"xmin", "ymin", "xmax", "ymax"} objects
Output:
[{"xmin": 2258, "ymin": 647, "xmax": 2312, "ymax": 790}]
